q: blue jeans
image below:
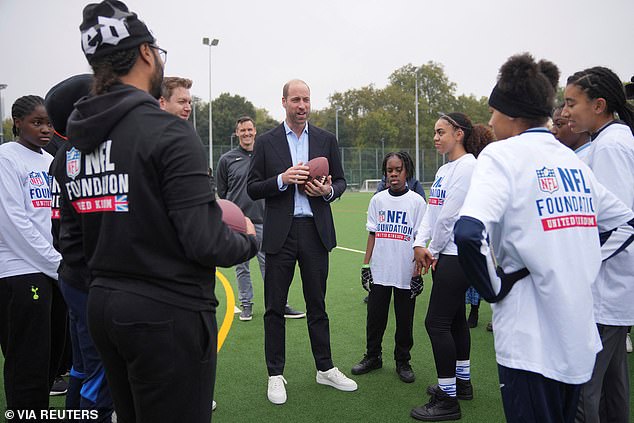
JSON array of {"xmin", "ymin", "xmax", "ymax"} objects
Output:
[{"xmin": 58, "ymin": 280, "xmax": 113, "ymax": 421}]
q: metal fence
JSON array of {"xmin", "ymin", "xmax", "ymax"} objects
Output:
[{"xmin": 213, "ymin": 144, "xmax": 445, "ymax": 190}]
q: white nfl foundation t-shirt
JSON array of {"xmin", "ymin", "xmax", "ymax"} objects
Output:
[
  {"xmin": 366, "ymin": 189, "xmax": 426, "ymax": 289},
  {"xmin": 585, "ymin": 122, "xmax": 634, "ymax": 325},
  {"xmin": 413, "ymin": 153, "xmax": 475, "ymax": 257},
  {"xmin": 459, "ymin": 128, "xmax": 633, "ymax": 384},
  {"xmin": 0, "ymin": 142, "xmax": 60, "ymax": 280}
]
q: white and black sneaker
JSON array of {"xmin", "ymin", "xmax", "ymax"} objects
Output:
[
  {"xmin": 239, "ymin": 304, "xmax": 253, "ymax": 321},
  {"xmin": 284, "ymin": 304, "xmax": 306, "ymax": 319},
  {"xmin": 50, "ymin": 376, "xmax": 68, "ymax": 396}
]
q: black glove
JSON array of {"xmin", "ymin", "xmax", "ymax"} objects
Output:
[
  {"xmin": 361, "ymin": 265, "xmax": 373, "ymax": 292},
  {"xmin": 410, "ymin": 275, "xmax": 424, "ymax": 299}
]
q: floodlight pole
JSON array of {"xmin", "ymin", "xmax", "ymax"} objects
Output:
[
  {"xmin": 0, "ymin": 84, "xmax": 7, "ymax": 144},
  {"xmin": 203, "ymin": 37, "xmax": 219, "ymax": 169}
]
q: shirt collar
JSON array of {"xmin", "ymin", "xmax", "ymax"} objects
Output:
[{"xmin": 284, "ymin": 120, "xmax": 309, "ymax": 137}]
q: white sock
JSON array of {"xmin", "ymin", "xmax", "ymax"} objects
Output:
[
  {"xmin": 438, "ymin": 377, "xmax": 456, "ymax": 397},
  {"xmin": 456, "ymin": 360, "xmax": 470, "ymax": 381}
]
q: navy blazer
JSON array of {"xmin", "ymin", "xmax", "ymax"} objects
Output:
[{"xmin": 247, "ymin": 123, "xmax": 346, "ymax": 254}]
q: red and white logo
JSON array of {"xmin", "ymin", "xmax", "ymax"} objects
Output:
[{"xmin": 536, "ymin": 167, "xmax": 559, "ymax": 194}]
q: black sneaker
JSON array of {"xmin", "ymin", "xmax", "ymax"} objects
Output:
[
  {"xmin": 396, "ymin": 362, "xmax": 415, "ymax": 383},
  {"xmin": 284, "ymin": 304, "xmax": 306, "ymax": 319},
  {"xmin": 239, "ymin": 304, "xmax": 253, "ymax": 321},
  {"xmin": 411, "ymin": 386, "xmax": 461, "ymax": 421},
  {"xmin": 351, "ymin": 355, "xmax": 382, "ymax": 375},
  {"xmin": 427, "ymin": 379, "xmax": 473, "ymax": 400},
  {"xmin": 50, "ymin": 376, "xmax": 68, "ymax": 396}
]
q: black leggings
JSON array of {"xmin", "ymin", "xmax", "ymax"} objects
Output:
[{"xmin": 425, "ymin": 254, "xmax": 471, "ymax": 379}]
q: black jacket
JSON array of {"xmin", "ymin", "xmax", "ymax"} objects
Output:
[
  {"xmin": 60, "ymin": 84, "xmax": 257, "ymax": 310},
  {"xmin": 247, "ymin": 123, "xmax": 346, "ymax": 254}
]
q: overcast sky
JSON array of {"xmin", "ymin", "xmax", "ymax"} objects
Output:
[{"xmin": 1, "ymin": 0, "xmax": 633, "ymax": 123}]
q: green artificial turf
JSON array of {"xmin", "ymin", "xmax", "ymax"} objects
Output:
[{"xmin": 2, "ymin": 192, "xmax": 633, "ymax": 422}]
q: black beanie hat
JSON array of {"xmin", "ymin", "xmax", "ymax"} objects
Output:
[
  {"xmin": 80, "ymin": 0, "xmax": 155, "ymax": 63},
  {"xmin": 44, "ymin": 74, "xmax": 93, "ymax": 136}
]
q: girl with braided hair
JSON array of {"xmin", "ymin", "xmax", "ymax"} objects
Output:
[
  {"xmin": 352, "ymin": 152, "xmax": 426, "ymax": 385},
  {"xmin": 410, "ymin": 112, "xmax": 494, "ymax": 421},
  {"xmin": 0, "ymin": 95, "xmax": 64, "ymax": 410},
  {"xmin": 563, "ymin": 67, "xmax": 634, "ymax": 423}
]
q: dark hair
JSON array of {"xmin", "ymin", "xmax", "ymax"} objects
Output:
[
  {"xmin": 491, "ymin": 53, "xmax": 559, "ymax": 127},
  {"xmin": 440, "ymin": 112, "xmax": 496, "ymax": 158},
  {"xmin": 566, "ymin": 67, "xmax": 634, "ymax": 135},
  {"xmin": 381, "ymin": 151, "xmax": 414, "ymax": 179},
  {"xmin": 235, "ymin": 115, "xmax": 255, "ymax": 131},
  {"xmin": 90, "ymin": 47, "xmax": 140, "ymax": 95},
  {"xmin": 11, "ymin": 95, "xmax": 45, "ymax": 137}
]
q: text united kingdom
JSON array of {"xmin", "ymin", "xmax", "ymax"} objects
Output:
[{"xmin": 535, "ymin": 166, "xmax": 596, "ymax": 231}]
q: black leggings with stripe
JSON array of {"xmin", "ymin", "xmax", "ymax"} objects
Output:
[{"xmin": 425, "ymin": 254, "xmax": 471, "ymax": 379}]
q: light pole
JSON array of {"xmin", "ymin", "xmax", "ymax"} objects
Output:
[
  {"xmin": 414, "ymin": 72, "xmax": 420, "ymax": 181},
  {"xmin": 0, "ymin": 84, "xmax": 7, "ymax": 144},
  {"xmin": 335, "ymin": 107, "xmax": 339, "ymax": 140},
  {"xmin": 202, "ymin": 37, "xmax": 219, "ymax": 169}
]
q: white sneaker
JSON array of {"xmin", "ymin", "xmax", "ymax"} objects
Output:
[
  {"xmin": 316, "ymin": 367, "xmax": 358, "ymax": 392},
  {"xmin": 627, "ymin": 333, "xmax": 633, "ymax": 354},
  {"xmin": 212, "ymin": 400, "xmax": 217, "ymax": 411},
  {"xmin": 267, "ymin": 375, "xmax": 287, "ymax": 404},
  {"xmin": 234, "ymin": 305, "xmax": 242, "ymax": 314}
]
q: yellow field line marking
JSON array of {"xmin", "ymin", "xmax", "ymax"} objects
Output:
[
  {"xmin": 216, "ymin": 246, "xmax": 360, "ymax": 351},
  {"xmin": 216, "ymin": 270, "xmax": 235, "ymax": 352}
]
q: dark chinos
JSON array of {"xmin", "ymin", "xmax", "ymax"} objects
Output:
[{"xmin": 247, "ymin": 123, "xmax": 346, "ymax": 375}]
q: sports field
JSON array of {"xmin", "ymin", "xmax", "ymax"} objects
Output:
[{"xmin": 2, "ymin": 192, "xmax": 633, "ymax": 422}]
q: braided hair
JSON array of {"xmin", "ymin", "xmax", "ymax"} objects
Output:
[
  {"xmin": 381, "ymin": 151, "xmax": 414, "ymax": 179},
  {"xmin": 566, "ymin": 67, "xmax": 634, "ymax": 135},
  {"xmin": 440, "ymin": 112, "xmax": 496, "ymax": 158},
  {"xmin": 11, "ymin": 95, "xmax": 45, "ymax": 137},
  {"xmin": 90, "ymin": 48, "xmax": 140, "ymax": 95}
]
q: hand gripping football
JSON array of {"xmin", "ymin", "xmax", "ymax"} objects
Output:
[
  {"xmin": 217, "ymin": 199, "xmax": 247, "ymax": 234},
  {"xmin": 299, "ymin": 156, "xmax": 329, "ymax": 192}
]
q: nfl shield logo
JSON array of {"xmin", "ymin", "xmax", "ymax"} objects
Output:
[
  {"xmin": 29, "ymin": 172, "xmax": 44, "ymax": 186},
  {"xmin": 536, "ymin": 167, "xmax": 559, "ymax": 193},
  {"xmin": 66, "ymin": 147, "xmax": 81, "ymax": 180},
  {"xmin": 378, "ymin": 210, "xmax": 386, "ymax": 222}
]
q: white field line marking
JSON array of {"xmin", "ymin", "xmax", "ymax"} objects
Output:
[{"xmin": 335, "ymin": 246, "xmax": 365, "ymax": 254}]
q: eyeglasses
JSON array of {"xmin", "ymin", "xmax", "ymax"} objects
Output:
[{"xmin": 150, "ymin": 45, "xmax": 168, "ymax": 64}]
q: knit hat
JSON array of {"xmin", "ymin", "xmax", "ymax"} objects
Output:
[
  {"xmin": 80, "ymin": 0, "xmax": 155, "ymax": 63},
  {"xmin": 44, "ymin": 74, "xmax": 93, "ymax": 136}
]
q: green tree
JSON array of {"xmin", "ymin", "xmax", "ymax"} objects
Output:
[
  {"xmin": 1, "ymin": 118, "xmax": 14, "ymax": 143},
  {"xmin": 254, "ymin": 107, "xmax": 279, "ymax": 135}
]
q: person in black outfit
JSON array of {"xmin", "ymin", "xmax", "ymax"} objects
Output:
[
  {"xmin": 59, "ymin": 2, "xmax": 258, "ymax": 422},
  {"xmin": 247, "ymin": 79, "xmax": 357, "ymax": 405}
]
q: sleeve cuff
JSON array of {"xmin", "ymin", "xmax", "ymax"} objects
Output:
[
  {"xmin": 322, "ymin": 186, "xmax": 334, "ymax": 201},
  {"xmin": 277, "ymin": 174, "xmax": 288, "ymax": 191}
]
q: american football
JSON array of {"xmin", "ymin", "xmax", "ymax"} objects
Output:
[
  {"xmin": 299, "ymin": 156, "xmax": 329, "ymax": 192},
  {"xmin": 217, "ymin": 199, "xmax": 247, "ymax": 234}
]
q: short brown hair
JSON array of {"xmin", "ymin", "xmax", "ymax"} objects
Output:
[
  {"xmin": 235, "ymin": 116, "xmax": 255, "ymax": 131},
  {"xmin": 161, "ymin": 77, "xmax": 192, "ymax": 100}
]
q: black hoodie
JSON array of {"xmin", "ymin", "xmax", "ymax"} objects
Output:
[{"xmin": 60, "ymin": 84, "xmax": 257, "ymax": 310}]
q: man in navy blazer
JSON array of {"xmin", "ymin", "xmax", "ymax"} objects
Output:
[{"xmin": 247, "ymin": 79, "xmax": 357, "ymax": 405}]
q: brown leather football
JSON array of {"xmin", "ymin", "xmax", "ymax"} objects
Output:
[
  {"xmin": 299, "ymin": 156, "xmax": 329, "ymax": 192},
  {"xmin": 217, "ymin": 199, "xmax": 247, "ymax": 234}
]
